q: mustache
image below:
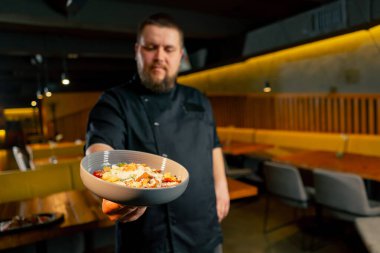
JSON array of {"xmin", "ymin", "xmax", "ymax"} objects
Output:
[{"xmin": 150, "ymin": 63, "xmax": 167, "ymax": 70}]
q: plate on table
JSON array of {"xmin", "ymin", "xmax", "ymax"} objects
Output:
[
  {"xmin": 0, "ymin": 212, "xmax": 64, "ymax": 234},
  {"xmin": 80, "ymin": 150, "xmax": 189, "ymax": 206}
]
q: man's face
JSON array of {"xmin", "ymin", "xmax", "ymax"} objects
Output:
[{"xmin": 135, "ymin": 25, "xmax": 183, "ymax": 93}]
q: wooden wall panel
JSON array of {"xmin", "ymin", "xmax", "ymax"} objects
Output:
[
  {"xmin": 56, "ymin": 109, "xmax": 91, "ymax": 141},
  {"xmin": 209, "ymin": 93, "xmax": 380, "ymax": 135},
  {"xmin": 314, "ymin": 97, "xmax": 320, "ymax": 132},
  {"xmin": 346, "ymin": 97, "xmax": 352, "ymax": 133},
  {"xmin": 353, "ymin": 98, "xmax": 360, "ymax": 133},
  {"xmin": 42, "ymin": 92, "xmax": 380, "ymax": 142},
  {"xmin": 369, "ymin": 98, "xmax": 375, "ymax": 135},
  {"xmin": 326, "ymin": 98, "xmax": 332, "ymax": 132},
  {"xmin": 333, "ymin": 97, "xmax": 339, "ymax": 132},
  {"xmin": 339, "ymin": 97, "xmax": 346, "ymax": 133},
  {"xmin": 361, "ymin": 98, "xmax": 367, "ymax": 134},
  {"xmin": 378, "ymin": 98, "xmax": 380, "ymax": 134},
  {"xmin": 320, "ymin": 97, "xmax": 326, "ymax": 132}
]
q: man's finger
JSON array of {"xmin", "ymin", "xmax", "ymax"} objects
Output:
[
  {"xmin": 120, "ymin": 207, "xmax": 147, "ymax": 223},
  {"xmin": 102, "ymin": 199, "xmax": 123, "ymax": 214}
]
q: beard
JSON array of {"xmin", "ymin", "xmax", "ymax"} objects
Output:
[{"xmin": 138, "ymin": 66, "xmax": 177, "ymax": 93}]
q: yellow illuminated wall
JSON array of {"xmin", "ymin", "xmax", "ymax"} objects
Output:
[
  {"xmin": 0, "ymin": 129, "xmax": 5, "ymax": 144},
  {"xmin": 178, "ymin": 25, "xmax": 380, "ymax": 94},
  {"xmin": 3, "ymin": 108, "xmax": 37, "ymax": 121}
]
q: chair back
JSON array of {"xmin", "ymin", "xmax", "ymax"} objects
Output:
[
  {"xmin": 12, "ymin": 146, "xmax": 31, "ymax": 171},
  {"xmin": 313, "ymin": 169, "xmax": 370, "ymax": 216},
  {"xmin": 264, "ymin": 161, "xmax": 309, "ymax": 204},
  {"xmin": 224, "ymin": 157, "xmax": 252, "ymax": 178}
]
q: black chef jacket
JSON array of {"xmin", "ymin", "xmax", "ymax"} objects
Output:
[{"xmin": 85, "ymin": 76, "xmax": 223, "ymax": 253}]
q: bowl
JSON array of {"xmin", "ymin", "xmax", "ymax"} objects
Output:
[{"xmin": 80, "ymin": 150, "xmax": 189, "ymax": 206}]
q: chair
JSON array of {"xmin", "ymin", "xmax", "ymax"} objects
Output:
[
  {"xmin": 224, "ymin": 157, "xmax": 253, "ymax": 179},
  {"xmin": 263, "ymin": 161, "xmax": 314, "ymax": 233},
  {"xmin": 12, "ymin": 146, "xmax": 35, "ymax": 171},
  {"xmin": 313, "ymin": 169, "xmax": 380, "ymax": 221}
]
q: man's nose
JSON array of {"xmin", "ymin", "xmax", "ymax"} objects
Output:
[{"xmin": 154, "ymin": 47, "xmax": 165, "ymax": 60}]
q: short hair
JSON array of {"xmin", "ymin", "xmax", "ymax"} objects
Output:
[{"xmin": 137, "ymin": 13, "xmax": 184, "ymax": 47}]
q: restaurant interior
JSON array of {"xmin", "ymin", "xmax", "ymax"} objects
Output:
[{"xmin": 1, "ymin": 0, "xmax": 380, "ymax": 252}]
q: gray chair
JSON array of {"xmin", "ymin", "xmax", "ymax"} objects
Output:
[
  {"xmin": 313, "ymin": 169, "xmax": 380, "ymax": 222},
  {"xmin": 224, "ymin": 157, "xmax": 253, "ymax": 179},
  {"xmin": 263, "ymin": 161, "xmax": 314, "ymax": 233}
]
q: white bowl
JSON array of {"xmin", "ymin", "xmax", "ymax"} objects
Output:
[{"xmin": 80, "ymin": 150, "xmax": 189, "ymax": 206}]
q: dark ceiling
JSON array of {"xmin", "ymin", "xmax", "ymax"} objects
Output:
[{"xmin": 0, "ymin": 0, "xmax": 336, "ymax": 108}]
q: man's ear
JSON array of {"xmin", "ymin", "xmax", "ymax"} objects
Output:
[
  {"xmin": 134, "ymin": 43, "xmax": 139, "ymax": 60},
  {"xmin": 179, "ymin": 48, "xmax": 185, "ymax": 61}
]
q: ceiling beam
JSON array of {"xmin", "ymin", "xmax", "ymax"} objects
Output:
[
  {"xmin": 0, "ymin": 0, "xmax": 250, "ymax": 39},
  {"xmin": 0, "ymin": 30, "xmax": 135, "ymax": 58}
]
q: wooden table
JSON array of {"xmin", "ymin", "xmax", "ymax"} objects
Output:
[
  {"xmin": 0, "ymin": 179, "xmax": 257, "ymax": 251},
  {"xmin": 0, "ymin": 190, "xmax": 114, "ymax": 251},
  {"xmin": 222, "ymin": 142, "xmax": 272, "ymax": 156},
  {"xmin": 273, "ymin": 150, "xmax": 380, "ymax": 182},
  {"xmin": 227, "ymin": 177, "xmax": 258, "ymax": 200},
  {"xmin": 245, "ymin": 146, "xmax": 304, "ymax": 161}
]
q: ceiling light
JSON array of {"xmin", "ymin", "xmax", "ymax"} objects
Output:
[
  {"xmin": 44, "ymin": 87, "xmax": 52, "ymax": 97},
  {"xmin": 263, "ymin": 81, "xmax": 272, "ymax": 93},
  {"xmin": 61, "ymin": 72, "xmax": 70, "ymax": 85},
  {"xmin": 61, "ymin": 56, "xmax": 70, "ymax": 85},
  {"xmin": 67, "ymin": 53, "xmax": 78, "ymax": 59},
  {"xmin": 36, "ymin": 90, "xmax": 43, "ymax": 99}
]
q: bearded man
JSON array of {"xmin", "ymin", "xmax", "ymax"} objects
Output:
[{"xmin": 85, "ymin": 13, "xmax": 229, "ymax": 253}]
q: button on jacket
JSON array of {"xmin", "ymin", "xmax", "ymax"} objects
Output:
[{"xmin": 86, "ymin": 77, "xmax": 222, "ymax": 253}]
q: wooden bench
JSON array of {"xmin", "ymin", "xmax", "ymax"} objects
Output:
[
  {"xmin": 227, "ymin": 177, "xmax": 258, "ymax": 200},
  {"xmin": 217, "ymin": 127, "xmax": 380, "ymax": 158},
  {"xmin": 0, "ymin": 163, "xmax": 85, "ymax": 203},
  {"xmin": 27, "ymin": 142, "xmax": 84, "ymax": 160}
]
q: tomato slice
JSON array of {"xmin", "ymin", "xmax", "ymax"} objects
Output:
[
  {"xmin": 93, "ymin": 170, "xmax": 104, "ymax": 178},
  {"xmin": 162, "ymin": 177, "xmax": 176, "ymax": 183}
]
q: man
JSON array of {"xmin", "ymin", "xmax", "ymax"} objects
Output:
[{"xmin": 85, "ymin": 13, "xmax": 229, "ymax": 253}]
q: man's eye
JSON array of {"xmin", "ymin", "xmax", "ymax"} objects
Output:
[
  {"xmin": 143, "ymin": 45, "xmax": 157, "ymax": 51},
  {"xmin": 165, "ymin": 47, "xmax": 176, "ymax": 53},
  {"xmin": 142, "ymin": 45, "xmax": 176, "ymax": 53}
]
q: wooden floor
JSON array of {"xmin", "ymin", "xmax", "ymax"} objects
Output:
[{"xmin": 223, "ymin": 196, "xmax": 367, "ymax": 253}]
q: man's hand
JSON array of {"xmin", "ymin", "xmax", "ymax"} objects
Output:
[
  {"xmin": 102, "ymin": 199, "xmax": 147, "ymax": 223},
  {"xmin": 87, "ymin": 145, "xmax": 147, "ymax": 222},
  {"xmin": 213, "ymin": 147, "xmax": 230, "ymax": 222},
  {"xmin": 215, "ymin": 182, "xmax": 230, "ymax": 222}
]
